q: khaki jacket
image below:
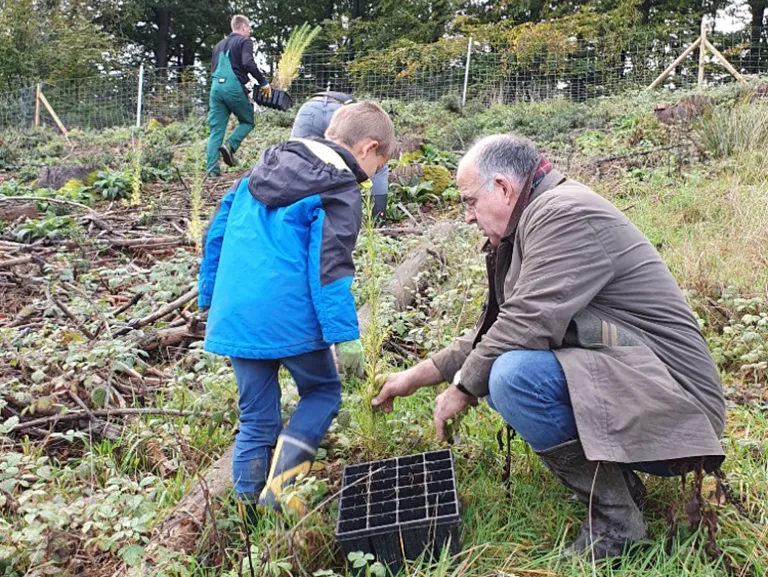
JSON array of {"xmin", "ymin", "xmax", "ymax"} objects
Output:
[{"xmin": 431, "ymin": 170, "xmax": 725, "ymax": 465}]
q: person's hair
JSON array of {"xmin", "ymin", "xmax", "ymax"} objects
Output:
[
  {"xmin": 231, "ymin": 15, "xmax": 250, "ymax": 32},
  {"xmin": 464, "ymin": 134, "xmax": 539, "ymax": 192},
  {"xmin": 325, "ymin": 101, "xmax": 396, "ymax": 159}
]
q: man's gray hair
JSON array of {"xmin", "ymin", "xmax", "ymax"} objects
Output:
[{"xmin": 463, "ymin": 135, "xmax": 539, "ymax": 192}]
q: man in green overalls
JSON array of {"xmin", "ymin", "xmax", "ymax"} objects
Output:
[{"xmin": 206, "ymin": 15, "xmax": 271, "ymax": 176}]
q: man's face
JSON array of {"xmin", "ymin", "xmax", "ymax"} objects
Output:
[{"xmin": 457, "ymin": 162, "xmax": 519, "ymax": 247}]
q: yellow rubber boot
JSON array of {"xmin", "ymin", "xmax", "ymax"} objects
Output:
[{"xmin": 258, "ymin": 434, "xmax": 315, "ymax": 515}]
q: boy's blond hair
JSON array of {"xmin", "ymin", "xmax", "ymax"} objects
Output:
[{"xmin": 325, "ymin": 102, "xmax": 396, "ymax": 159}]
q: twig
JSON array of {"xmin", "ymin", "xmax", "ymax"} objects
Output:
[
  {"xmin": 378, "ymin": 227, "xmax": 424, "ymax": 238},
  {"xmin": 10, "ymin": 408, "xmax": 227, "ymax": 433},
  {"xmin": 0, "ymin": 250, "xmax": 53, "ymax": 269},
  {"xmin": 63, "ymin": 282, "xmax": 111, "ymax": 336},
  {"xmin": 46, "ymin": 285, "xmax": 96, "ymax": 340},
  {"xmin": 0, "ymin": 255, "xmax": 34, "ymax": 268},
  {"xmin": 112, "ymin": 286, "xmax": 198, "ymax": 337},
  {"xmin": 589, "ymin": 463, "xmax": 600, "ymax": 575},
  {"xmin": 396, "ymin": 202, "xmax": 425, "ymax": 231},
  {"xmin": 174, "ymin": 165, "xmax": 190, "ymax": 192},
  {"xmin": 0, "ymin": 195, "xmax": 96, "ymax": 214},
  {"xmin": 113, "ymin": 291, "xmax": 144, "ymax": 317},
  {"xmin": 68, "ymin": 391, "xmax": 97, "ymax": 422},
  {"xmin": 81, "ymin": 213, "xmax": 117, "ymax": 234}
]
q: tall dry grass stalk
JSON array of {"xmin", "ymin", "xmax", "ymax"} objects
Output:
[
  {"xmin": 272, "ymin": 23, "xmax": 322, "ymax": 91},
  {"xmin": 664, "ymin": 150, "xmax": 768, "ymax": 297},
  {"xmin": 694, "ymin": 103, "xmax": 768, "ymax": 159}
]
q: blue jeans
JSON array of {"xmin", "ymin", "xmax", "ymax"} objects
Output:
[
  {"xmin": 230, "ymin": 348, "xmax": 342, "ymax": 500},
  {"xmin": 291, "ymin": 98, "xmax": 389, "ymax": 214},
  {"xmin": 487, "ymin": 350, "xmax": 678, "ymax": 477}
]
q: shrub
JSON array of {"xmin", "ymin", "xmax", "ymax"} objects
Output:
[
  {"xmin": 439, "ymin": 93, "xmax": 462, "ymax": 114},
  {"xmin": 421, "ymin": 164, "xmax": 452, "ymax": 195},
  {"xmin": 694, "ymin": 104, "xmax": 768, "ymax": 159}
]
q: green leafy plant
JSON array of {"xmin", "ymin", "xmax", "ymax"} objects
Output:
[
  {"xmin": 91, "ymin": 170, "xmax": 132, "ymax": 201},
  {"xmin": 418, "ymin": 143, "xmax": 457, "ymax": 169},
  {"xmin": 347, "ymin": 552, "xmax": 386, "ymax": 577},
  {"xmin": 442, "ymin": 185, "xmax": 460, "ymax": 203},
  {"xmin": 387, "ymin": 176, "xmax": 441, "ymax": 221},
  {"xmin": 14, "ymin": 216, "xmax": 78, "ymax": 243},
  {"xmin": 0, "ymin": 180, "xmax": 29, "ymax": 197}
]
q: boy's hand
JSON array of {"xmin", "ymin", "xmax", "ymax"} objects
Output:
[{"xmin": 336, "ymin": 339, "xmax": 365, "ymax": 378}]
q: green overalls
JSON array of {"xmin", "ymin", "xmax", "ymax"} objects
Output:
[{"xmin": 205, "ymin": 51, "xmax": 255, "ymax": 176}]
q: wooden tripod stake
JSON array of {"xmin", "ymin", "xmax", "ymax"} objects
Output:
[
  {"xmin": 648, "ymin": 17, "xmax": 748, "ymax": 90},
  {"xmin": 33, "ymin": 85, "xmax": 70, "ymax": 138}
]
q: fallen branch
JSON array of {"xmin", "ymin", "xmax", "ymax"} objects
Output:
[
  {"xmin": 0, "ymin": 255, "xmax": 34, "ymax": 268},
  {"xmin": 358, "ymin": 221, "xmax": 455, "ymax": 334},
  {"xmin": 11, "ymin": 408, "xmax": 226, "ymax": 433},
  {"xmin": 0, "ymin": 195, "xmax": 96, "ymax": 214},
  {"xmin": 378, "ymin": 226, "xmax": 424, "ymax": 238},
  {"xmin": 82, "ymin": 213, "xmax": 116, "ymax": 234},
  {"xmin": 113, "ymin": 286, "xmax": 198, "ymax": 337},
  {"xmin": 113, "ymin": 291, "xmax": 145, "ymax": 317},
  {"xmin": 109, "ymin": 236, "xmax": 186, "ymax": 248},
  {"xmin": 135, "ymin": 323, "xmax": 206, "ymax": 352}
]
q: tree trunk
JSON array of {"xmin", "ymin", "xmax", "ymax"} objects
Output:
[
  {"xmin": 748, "ymin": 1, "xmax": 767, "ymax": 73},
  {"xmin": 154, "ymin": 7, "xmax": 172, "ymax": 69},
  {"xmin": 639, "ymin": 0, "xmax": 653, "ymax": 25},
  {"xmin": 181, "ymin": 43, "xmax": 196, "ymax": 68}
]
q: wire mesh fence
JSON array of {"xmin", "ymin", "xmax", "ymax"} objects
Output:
[{"xmin": 0, "ymin": 25, "xmax": 765, "ymax": 132}]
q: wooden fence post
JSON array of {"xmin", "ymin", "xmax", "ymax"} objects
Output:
[
  {"xmin": 34, "ymin": 83, "xmax": 41, "ymax": 128},
  {"xmin": 698, "ymin": 19, "xmax": 707, "ymax": 88}
]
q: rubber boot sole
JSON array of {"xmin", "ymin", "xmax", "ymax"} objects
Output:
[{"xmin": 219, "ymin": 145, "xmax": 235, "ymax": 167}]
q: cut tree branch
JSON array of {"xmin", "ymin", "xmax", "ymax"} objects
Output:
[
  {"xmin": 113, "ymin": 286, "xmax": 198, "ymax": 337},
  {"xmin": 11, "ymin": 408, "xmax": 227, "ymax": 433}
]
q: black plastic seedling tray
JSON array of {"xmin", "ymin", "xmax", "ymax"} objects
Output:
[
  {"xmin": 336, "ymin": 449, "xmax": 460, "ymax": 573},
  {"xmin": 253, "ymin": 88, "xmax": 292, "ymax": 111}
]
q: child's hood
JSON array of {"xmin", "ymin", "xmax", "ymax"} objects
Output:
[{"xmin": 247, "ymin": 138, "xmax": 369, "ymax": 208}]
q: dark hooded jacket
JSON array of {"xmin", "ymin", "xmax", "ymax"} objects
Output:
[{"xmin": 198, "ymin": 138, "xmax": 368, "ymax": 358}]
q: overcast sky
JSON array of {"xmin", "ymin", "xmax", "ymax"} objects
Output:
[{"xmin": 715, "ymin": 0, "xmax": 753, "ymax": 32}]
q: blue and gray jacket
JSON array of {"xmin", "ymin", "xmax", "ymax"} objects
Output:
[{"xmin": 198, "ymin": 138, "xmax": 369, "ymax": 359}]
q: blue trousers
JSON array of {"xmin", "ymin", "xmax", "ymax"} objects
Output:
[
  {"xmin": 230, "ymin": 348, "xmax": 341, "ymax": 500},
  {"xmin": 291, "ymin": 98, "xmax": 389, "ymax": 216},
  {"xmin": 487, "ymin": 350, "xmax": 678, "ymax": 477}
]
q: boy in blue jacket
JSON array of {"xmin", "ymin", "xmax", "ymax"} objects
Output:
[{"xmin": 198, "ymin": 102, "xmax": 395, "ymax": 513}]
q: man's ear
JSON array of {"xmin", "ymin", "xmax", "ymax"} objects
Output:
[{"xmin": 496, "ymin": 175, "xmax": 518, "ymax": 205}]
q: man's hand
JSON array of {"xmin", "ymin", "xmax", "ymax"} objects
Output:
[
  {"xmin": 259, "ymin": 83, "xmax": 272, "ymax": 99},
  {"xmin": 434, "ymin": 385, "xmax": 478, "ymax": 442},
  {"xmin": 336, "ymin": 339, "xmax": 364, "ymax": 378},
  {"xmin": 371, "ymin": 370, "xmax": 422, "ymax": 413}
]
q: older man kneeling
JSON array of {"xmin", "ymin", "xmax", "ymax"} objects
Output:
[{"xmin": 373, "ymin": 135, "xmax": 725, "ymax": 559}]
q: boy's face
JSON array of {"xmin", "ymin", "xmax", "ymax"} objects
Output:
[{"xmin": 353, "ymin": 139, "xmax": 389, "ymax": 179}]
